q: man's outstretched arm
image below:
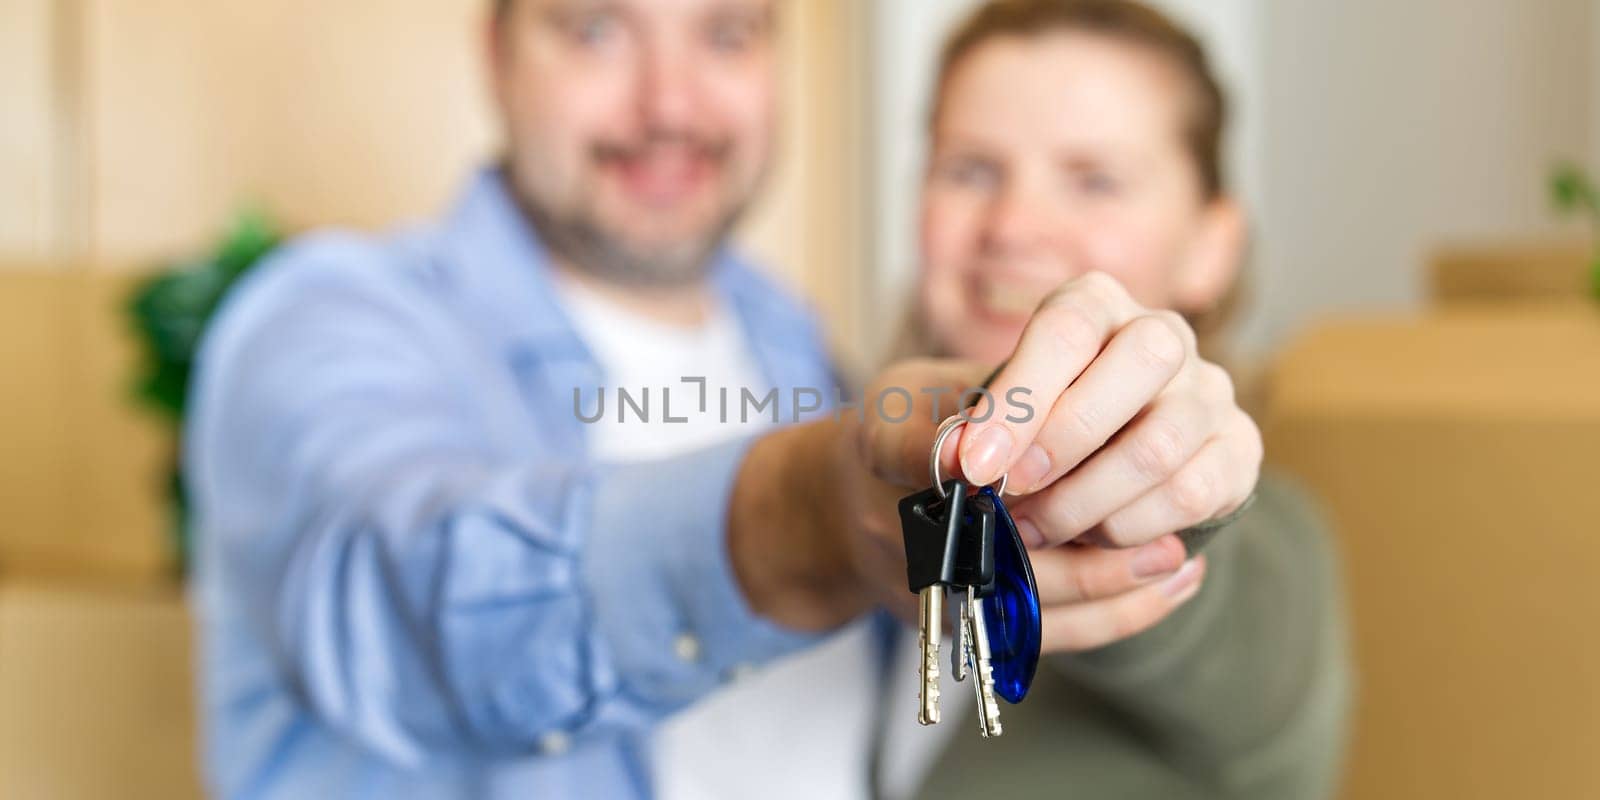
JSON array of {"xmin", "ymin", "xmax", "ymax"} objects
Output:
[{"xmin": 188, "ymin": 240, "xmax": 863, "ymax": 767}]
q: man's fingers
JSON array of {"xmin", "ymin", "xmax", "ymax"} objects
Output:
[
  {"xmin": 1039, "ymin": 556, "xmax": 1206, "ymax": 653},
  {"xmin": 958, "ymin": 272, "xmax": 1142, "ymax": 486},
  {"xmin": 860, "ymin": 358, "xmax": 982, "ymax": 486},
  {"xmin": 1028, "ymin": 533, "xmax": 1187, "ymax": 605}
]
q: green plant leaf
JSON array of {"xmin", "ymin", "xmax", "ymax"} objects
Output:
[
  {"xmin": 214, "ymin": 208, "xmax": 281, "ymax": 281},
  {"xmin": 1551, "ymin": 162, "xmax": 1597, "ymax": 214},
  {"xmin": 124, "ymin": 207, "xmax": 284, "ymax": 575},
  {"xmin": 126, "ymin": 208, "xmax": 283, "ymax": 420}
]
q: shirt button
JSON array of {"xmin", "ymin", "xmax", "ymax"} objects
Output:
[
  {"xmin": 539, "ymin": 732, "xmax": 571, "ymax": 755},
  {"xmin": 673, "ymin": 633, "xmax": 702, "ymax": 664},
  {"xmin": 724, "ymin": 662, "xmax": 755, "ymax": 684}
]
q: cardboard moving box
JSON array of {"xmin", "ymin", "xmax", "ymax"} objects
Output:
[
  {"xmin": 1429, "ymin": 240, "xmax": 1591, "ymax": 305},
  {"xmin": 0, "ymin": 268, "xmax": 172, "ymax": 584},
  {"xmin": 1264, "ymin": 303, "xmax": 1600, "ymax": 799},
  {"xmin": 0, "ymin": 582, "xmax": 200, "ymax": 798}
]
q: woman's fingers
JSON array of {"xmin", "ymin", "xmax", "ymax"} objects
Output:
[
  {"xmin": 958, "ymin": 272, "xmax": 1144, "ymax": 486},
  {"xmin": 1089, "ymin": 411, "xmax": 1262, "ymax": 547},
  {"xmin": 1028, "ymin": 533, "xmax": 1187, "ymax": 605},
  {"xmin": 1039, "ymin": 556, "xmax": 1207, "ymax": 653},
  {"xmin": 1007, "ymin": 386, "xmax": 1219, "ymax": 547},
  {"xmin": 1000, "ymin": 312, "xmax": 1192, "ymax": 495}
]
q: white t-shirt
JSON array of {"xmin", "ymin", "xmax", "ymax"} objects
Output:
[{"xmin": 554, "ymin": 276, "xmax": 964, "ymax": 800}]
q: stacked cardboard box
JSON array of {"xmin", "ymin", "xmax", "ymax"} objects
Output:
[
  {"xmin": 1265, "ymin": 267, "xmax": 1600, "ymax": 798},
  {"xmin": 0, "ymin": 269, "xmax": 173, "ymax": 584},
  {"xmin": 0, "ymin": 268, "xmax": 194, "ymax": 797},
  {"xmin": 0, "ymin": 581, "xmax": 200, "ymax": 798},
  {"xmin": 1429, "ymin": 239, "xmax": 1590, "ymax": 304}
]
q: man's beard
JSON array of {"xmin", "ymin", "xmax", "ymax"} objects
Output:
[{"xmin": 508, "ymin": 150, "xmax": 759, "ymax": 289}]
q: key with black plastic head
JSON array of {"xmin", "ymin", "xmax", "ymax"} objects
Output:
[
  {"xmin": 956, "ymin": 493, "xmax": 1004, "ymax": 737},
  {"xmin": 900, "ymin": 479, "xmax": 996, "ymax": 726},
  {"xmin": 900, "ymin": 479, "xmax": 965, "ymax": 725}
]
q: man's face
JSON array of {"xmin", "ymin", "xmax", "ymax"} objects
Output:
[{"xmin": 490, "ymin": 0, "xmax": 778, "ymax": 286}]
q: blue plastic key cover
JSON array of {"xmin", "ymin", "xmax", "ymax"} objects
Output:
[{"xmin": 979, "ymin": 486, "xmax": 1041, "ymax": 704}]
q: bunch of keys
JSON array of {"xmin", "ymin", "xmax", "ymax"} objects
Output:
[{"xmin": 900, "ymin": 415, "xmax": 1042, "ymax": 738}]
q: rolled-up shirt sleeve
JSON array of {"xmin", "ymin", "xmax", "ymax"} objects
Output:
[
  {"xmin": 187, "ymin": 241, "xmax": 820, "ymax": 769},
  {"xmin": 585, "ymin": 443, "xmax": 822, "ymax": 708}
]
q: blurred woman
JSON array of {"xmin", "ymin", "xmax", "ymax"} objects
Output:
[{"xmin": 898, "ymin": 2, "xmax": 1350, "ymax": 797}]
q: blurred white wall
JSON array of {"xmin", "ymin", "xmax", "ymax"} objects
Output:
[
  {"xmin": 0, "ymin": 0, "xmax": 67, "ymax": 260},
  {"xmin": 1246, "ymin": 0, "xmax": 1597, "ymax": 352},
  {"xmin": 864, "ymin": 0, "xmax": 985, "ymax": 359},
  {"xmin": 866, "ymin": 0, "xmax": 1599, "ymax": 360},
  {"xmin": 1594, "ymin": 3, "xmax": 1600, "ymax": 170}
]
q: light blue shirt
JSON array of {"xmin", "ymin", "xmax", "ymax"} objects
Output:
[{"xmin": 186, "ymin": 168, "xmax": 841, "ymax": 798}]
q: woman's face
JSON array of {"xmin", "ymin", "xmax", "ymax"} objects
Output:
[{"xmin": 919, "ymin": 32, "xmax": 1238, "ymax": 364}]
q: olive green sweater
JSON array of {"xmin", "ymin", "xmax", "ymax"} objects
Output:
[{"xmin": 915, "ymin": 471, "xmax": 1352, "ymax": 799}]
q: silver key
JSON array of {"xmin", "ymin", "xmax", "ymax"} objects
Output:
[
  {"xmin": 917, "ymin": 586, "xmax": 943, "ymax": 725},
  {"xmin": 951, "ymin": 598, "xmax": 971, "ymax": 683},
  {"xmin": 961, "ymin": 586, "xmax": 1004, "ymax": 737}
]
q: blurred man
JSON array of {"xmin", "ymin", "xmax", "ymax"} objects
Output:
[{"xmin": 187, "ymin": 0, "xmax": 1262, "ymax": 797}]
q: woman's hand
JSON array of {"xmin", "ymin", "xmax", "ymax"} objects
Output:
[
  {"xmin": 832, "ymin": 345, "xmax": 1218, "ymax": 652},
  {"xmin": 958, "ymin": 271, "xmax": 1262, "ymax": 553},
  {"xmin": 744, "ymin": 271, "xmax": 1254, "ymax": 649}
]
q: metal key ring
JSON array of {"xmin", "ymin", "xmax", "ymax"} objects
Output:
[{"xmin": 931, "ymin": 414, "xmax": 1008, "ymax": 499}]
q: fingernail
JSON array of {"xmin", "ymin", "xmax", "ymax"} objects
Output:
[
  {"xmin": 1160, "ymin": 558, "xmax": 1203, "ymax": 599},
  {"xmin": 1008, "ymin": 444, "xmax": 1052, "ymax": 492},
  {"xmin": 1015, "ymin": 517, "xmax": 1046, "ymax": 549},
  {"xmin": 961, "ymin": 425, "xmax": 1012, "ymax": 485},
  {"xmin": 1130, "ymin": 539, "xmax": 1183, "ymax": 579}
]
